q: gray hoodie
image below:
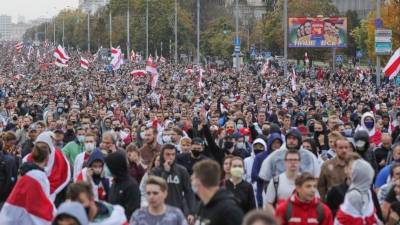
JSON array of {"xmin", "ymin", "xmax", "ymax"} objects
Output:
[
  {"xmin": 54, "ymin": 202, "xmax": 89, "ymax": 225},
  {"xmin": 347, "ymin": 159, "xmax": 375, "ymax": 213}
]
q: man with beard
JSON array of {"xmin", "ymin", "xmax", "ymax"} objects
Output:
[
  {"xmin": 139, "ymin": 127, "xmax": 161, "ymax": 167},
  {"xmin": 318, "ymin": 136, "xmax": 351, "ymax": 201}
]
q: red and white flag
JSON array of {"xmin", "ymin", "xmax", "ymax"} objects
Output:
[
  {"xmin": 146, "ymin": 55, "xmax": 158, "ymax": 75},
  {"xmin": 111, "ymin": 47, "xmax": 124, "ymax": 70},
  {"xmin": 184, "ymin": 68, "xmax": 194, "ymax": 74},
  {"xmin": 160, "ymin": 56, "xmax": 166, "ymax": 63},
  {"xmin": 0, "ymin": 169, "xmax": 56, "ymax": 225},
  {"xmin": 80, "ymin": 57, "xmax": 89, "ymax": 70},
  {"xmin": 261, "ymin": 59, "xmax": 269, "ymax": 75},
  {"xmin": 53, "ymin": 45, "xmax": 69, "ymax": 67},
  {"xmin": 15, "ymin": 42, "xmax": 23, "ymax": 53},
  {"xmin": 130, "ymin": 70, "xmax": 147, "ymax": 78},
  {"xmin": 291, "ymin": 67, "xmax": 297, "ymax": 91},
  {"xmin": 198, "ymin": 68, "xmax": 205, "ymax": 89},
  {"xmin": 27, "ymin": 46, "xmax": 33, "ymax": 60},
  {"xmin": 384, "ymin": 47, "xmax": 400, "ymax": 80}
]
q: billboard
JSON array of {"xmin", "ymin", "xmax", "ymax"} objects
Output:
[{"xmin": 288, "ymin": 17, "xmax": 347, "ymax": 48}]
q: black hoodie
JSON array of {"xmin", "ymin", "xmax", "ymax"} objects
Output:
[
  {"xmin": 151, "ymin": 147, "xmax": 196, "ymax": 215},
  {"xmin": 105, "ymin": 151, "xmax": 140, "ymax": 220},
  {"xmin": 194, "ymin": 189, "xmax": 244, "ymax": 225}
]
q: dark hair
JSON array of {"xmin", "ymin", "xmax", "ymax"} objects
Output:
[
  {"xmin": 146, "ymin": 176, "xmax": 168, "ymax": 192},
  {"xmin": 284, "ymin": 150, "xmax": 301, "ymax": 161},
  {"xmin": 126, "ymin": 143, "xmax": 140, "ymax": 154},
  {"xmin": 66, "ymin": 182, "xmax": 94, "ymax": 201},
  {"xmin": 32, "ymin": 142, "xmax": 50, "ymax": 163},
  {"xmin": 242, "ymin": 209, "xmax": 278, "ymax": 225},
  {"xmin": 193, "ymin": 160, "xmax": 221, "ymax": 188},
  {"xmin": 161, "ymin": 143, "xmax": 176, "ymax": 152},
  {"xmin": 302, "ymin": 138, "xmax": 318, "ymax": 156},
  {"xmin": 390, "ymin": 163, "xmax": 400, "ymax": 177},
  {"xmin": 295, "ymin": 172, "xmax": 316, "ymax": 186}
]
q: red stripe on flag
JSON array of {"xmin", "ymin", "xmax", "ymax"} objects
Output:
[
  {"xmin": 6, "ymin": 175, "xmax": 54, "ymax": 221},
  {"xmin": 385, "ymin": 56, "xmax": 400, "ymax": 77}
]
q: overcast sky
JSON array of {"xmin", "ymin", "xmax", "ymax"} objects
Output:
[{"xmin": 0, "ymin": 0, "xmax": 79, "ymax": 23}]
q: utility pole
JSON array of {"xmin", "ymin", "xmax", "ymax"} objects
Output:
[
  {"xmin": 196, "ymin": 0, "xmax": 200, "ymax": 65},
  {"xmin": 174, "ymin": 0, "xmax": 178, "ymax": 63},
  {"xmin": 235, "ymin": 0, "xmax": 240, "ymax": 72},
  {"xmin": 62, "ymin": 16, "xmax": 65, "ymax": 47},
  {"xmin": 109, "ymin": 10, "xmax": 112, "ymax": 49},
  {"xmin": 87, "ymin": 12, "xmax": 90, "ymax": 52},
  {"xmin": 376, "ymin": 0, "xmax": 381, "ymax": 88},
  {"xmin": 283, "ymin": 0, "xmax": 288, "ymax": 77},
  {"xmin": 127, "ymin": 0, "xmax": 130, "ymax": 62},
  {"xmin": 146, "ymin": 0, "xmax": 149, "ymax": 59},
  {"xmin": 53, "ymin": 21, "xmax": 56, "ymax": 45}
]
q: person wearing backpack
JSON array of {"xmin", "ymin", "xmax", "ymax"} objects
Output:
[
  {"xmin": 264, "ymin": 150, "xmax": 300, "ymax": 209},
  {"xmin": 275, "ymin": 172, "xmax": 333, "ymax": 225}
]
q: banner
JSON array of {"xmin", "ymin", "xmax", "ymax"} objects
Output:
[{"xmin": 288, "ymin": 17, "xmax": 347, "ymax": 48}]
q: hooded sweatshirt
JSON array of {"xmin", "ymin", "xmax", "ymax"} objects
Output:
[
  {"xmin": 355, "ymin": 112, "xmax": 382, "ymax": 146},
  {"xmin": 105, "ymin": 152, "xmax": 140, "ymax": 220},
  {"xmin": 335, "ymin": 159, "xmax": 378, "ymax": 225},
  {"xmin": 54, "ymin": 202, "xmax": 89, "ymax": 225},
  {"xmin": 151, "ymin": 147, "xmax": 196, "ymax": 215},
  {"xmin": 353, "ymin": 130, "xmax": 378, "ymax": 173}
]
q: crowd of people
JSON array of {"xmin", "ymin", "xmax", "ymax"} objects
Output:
[{"xmin": 0, "ymin": 40, "xmax": 400, "ymax": 225}]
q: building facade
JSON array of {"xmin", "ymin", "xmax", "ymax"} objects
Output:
[{"xmin": 0, "ymin": 15, "xmax": 12, "ymax": 40}]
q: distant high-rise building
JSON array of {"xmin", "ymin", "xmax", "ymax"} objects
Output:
[
  {"xmin": 0, "ymin": 14, "xmax": 12, "ymax": 40},
  {"xmin": 79, "ymin": 0, "xmax": 110, "ymax": 14},
  {"xmin": 331, "ymin": 0, "xmax": 373, "ymax": 19}
]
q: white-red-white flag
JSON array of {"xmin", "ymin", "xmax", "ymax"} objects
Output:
[
  {"xmin": 146, "ymin": 55, "xmax": 158, "ymax": 75},
  {"xmin": 185, "ymin": 68, "xmax": 194, "ymax": 74},
  {"xmin": 160, "ymin": 56, "xmax": 166, "ymax": 63},
  {"xmin": 111, "ymin": 47, "xmax": 124, "ymax": 70},
  {"xmin": 27, "ymin": 46, "xmax": 33, "ymax": 60},
  {"xmin": 80, "ymin": 57, "xmax": 89, "ymax": 70},
  {"xmin": 150, "ymin": 73, "xmax": 159, "ymax": 90},
  {"xmin": 291, "ymin": 67, "xmax": 297, "ymax": 91},
  {"xmin": 15, "ymin": 42, "xmax": 23, "ymax": 53},
  {"xmin": 261, "ymin": 59, "xmax": 269, "ymax": 75},
  {"xmin": 198, "ymin": 68, "xmax": 205, "ymax": 89},
  {"xmin": 384, "ymin": 48, "xmax": 400, "ymax": 80},
  {"xmin": 130, "ymin": 70, "xmax": 147, "ymax": 78},
  {"xmin": 0, "ymin": 169, "xmax": 56, "ymax": 225},
  {"xmin": 53, "ymin": 45, "xmax": 69, "ymax": 67}
]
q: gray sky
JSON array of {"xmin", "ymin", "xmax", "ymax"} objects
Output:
[{"xmin": 0, "ymin": 0, "xmax": 79, "ymax": 23}]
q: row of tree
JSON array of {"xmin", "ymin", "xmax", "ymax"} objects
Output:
[{"xmin": 23, "ymin": 0, "xmax": 399, "ymax": 63}]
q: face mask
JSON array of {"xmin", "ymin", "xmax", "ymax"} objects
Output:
[
  {"xmin": 224, "ymin": 141, "xmax": 234, "ymax": 149},
  {"xmin": 364, "ymin": 121, "xmax": 374, "ymax": 129},
  {"xmin": 226, "ymin": 128, "xmax": 235, "ymax": 135},
  {"xmin": 191, "ymin": 184, "xmax": 198, "ymax": 194},
  {"xmin": 84, "ymin": 143, "xmax": 95, "ymax": 152},
  {"xmin": 191, "ymin": 150, "xmax": 202, "ymax": 158},
  {"xmin": 92, "ymin": 167, "xmax": 102, "ymax": 175},
  {"xmin": 119, "ymin": 131, "xmax": 129, "ymax": 140},
  {"xmin": 237, "ymin": 124, "xmax": 244, "ymax": 130},
  {"xmin": 236, "ymin": 142, "xmax": 245, "ymax": 149},
  {"xmin": 23, "ymin": 124, "xmax": 29, "ymax": 129},
  {"xmin": 230, "ymin": 167, "xmax": 244, "ymax": 178},
  {"xmin": 244, "ymin": 136, "xmax": 249, "ymax": 142},
  {"xmin": 140, "ymin": 132, "xmax": 145, "ymax": 139},
  {"xmin": 254, "ymin": 148, "xmax": 264, "ymax": 155},
  {"xmin": 355, "ymin": 140, "xmax": 366, "ymax": 150},
  {"xmin": 162, "ymin": 135, "xmax": 172, "ymax": 144},
  {"xmin": 344, "ymin": 129, "xmax": 352, "ymax": 137},
  {"xmin": 322, "ymin": 117, "xmax": 328, "ymax": 123},
  {"xmin": 77, "ymin": 135, "xmax": 85, "ymax": 143}
]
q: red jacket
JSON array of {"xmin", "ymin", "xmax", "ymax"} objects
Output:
[{"xmin": 275, "ymin": 193, "xmax": 333, "ymax": 225}]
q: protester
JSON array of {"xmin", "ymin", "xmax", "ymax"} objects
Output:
[
  {"xmin": 129, "ymin": 176, "xmax": 187, "ymax": 225},
  {"xmin": 275, "ymin": 172, "xmax": 332, "ymax": 225},
  {"xmin": 105, "ymin": 151, "xmax": 140, "ymax": 220},
  {"xmin": 52, "ymin": 202, "xmax": 89, "ymax": 225},
  {"xmin": 192, "ymin": 159, "xmax": 244, "ymax": 225}
]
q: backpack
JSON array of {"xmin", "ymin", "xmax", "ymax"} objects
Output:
[{"xmin": 285, "ymin": 200, "xmax": 325, "ymax": 224}]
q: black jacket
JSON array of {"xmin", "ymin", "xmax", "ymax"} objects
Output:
[
  {"xmin": 0, "ymin": 151, "xmax": 18, "ymax": 206},
  {"xmin": 21, "ymin": 139, "xmax": 35, "ymax": 159},
  {"xmin": 176, "ymin": 152, "xmax": 207, "ymax": 175},
  {"xmin": 200, "ymin": 124, "xmax": 225, "ymax": 166},
  {"xmin": 225, "ymin": 179, "xmax": 256, "ymax": 213},
  {"xmin": 105, "ymin": 152, "xmax": 140, "ymax": 220},
  {"xmin": 151, "ymin": 161, "xmax": 196, "ymax": 215},
  {"xmin": 194, "ymin": 189, "xmax": 244, "ymax": 225}
]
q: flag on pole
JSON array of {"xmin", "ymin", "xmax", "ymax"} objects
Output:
[
  {"xmin": 15, "ymin": 42, "xmax": 23, "ymax": 53},
  {"xmin": 198, "ymin": 68, "xmax": 205, "ymax": 89},
  {"xmin": 384, "ymin": 48, "xmax": 400, "ymax": 80},
  {"xmin": 261, "ymin": 59, "xmax": 269, "ymax": 75},
  {"xmin": 53, "ymin": 45, "xmax": 69, "ymax": 67},
  {"xmin": 27, "ymin": 46, "xmax": 33, "ymax": 60},
  {"xmin": 146, "ymin": 56, "xmax": 158, "ymax": 74},
  {"xmin": 291, "ymin": 67, "xmax": 297, "ymax": 91},
  {"xmin": 160, "ymin": 56, "xmax": 166, "ymax": 63},
  {"xmin": 130, "ymin": 50, "xmax": 136, "ymax": 62},
  {"xmin": 80, "ymin": 57, "xmax": 89, "ymax": 70},
  {"xmin": 111, "ymin": 47, "xmax": 124, "ymax": 70},
  {"xmin": 130, "ymin": 70, "xmax": 147, "ymax": 77},
  {"xmin": 305, "ymin": 52, "xmax": 309, "ymax": 65}
]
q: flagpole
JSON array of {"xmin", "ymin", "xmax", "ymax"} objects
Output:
[
  {"xmin": 146, "ymin": 0, "xmax": 149, "ymax": 59},
  {"xmin": 62, "ymin": 16, "xmax": 65, "ymax": 47},
  {"xmin": 283, "ymin": 0, "xmax": 288, "ymax": 77},
  {"xmin": 196, "ymin": 0, "xmax": 200, "ymax": 65},
  {"xmin": 376, "ymin": 0, "xmax": 381, "ymax": 88},
  {"xmin": 109, "ymin": 10, "xmax": 112, "ymax": 49},
  {"xmin": 53, "ymin": 21, "xmax": 56, "ymax": 45},
  {"xmin": 127, "ymin": 0, "xmax": 130, "ymax": 62},
  {"xmin": 174, "ymin": 0, "xmax": 178, "ymax": 63}
]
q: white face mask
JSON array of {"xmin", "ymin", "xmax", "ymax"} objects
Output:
[
  {"xmin": 162, "ymin": 135, "xmax": 172, "ymax": 144},
  {"xmin": 355, "ymin": 140, "xmax": 366, "ymax": 149},
  {"xmin": 236, "ymin": 142, "xmax": 245, "ymax": 149},
  {"xmin": 84, "ymin": 143, "xmax": 96, "ymax": 152},
  {"xmin": 140, "ymin": 132, "xmax": 145, "ymax": 139}
]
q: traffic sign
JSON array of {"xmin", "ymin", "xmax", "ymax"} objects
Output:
[
  {"xmin": 234, "ymin": 45, "xmax": 241, "ymax": 53},
  {"xmin": 396, "ymin": 76, "xmax": 400, "ymax": 86},
  {"xmin": 336, "ymin": 55, "xmax": 344, "ymax": 63},
  {"xmin": 356, "ymin": 51, "xmax": 363, "ymax": 59},
  {"xmin": 375, "ymin": 19, "xmax": 383, "ymax": 29},
  {"xmin": 250, "ymin": 49, "xmax": 257, "ymax": 57},
  {"xmin": 375, "ymin": 29, "xmax": 392, "ymax": 55},
  {"xmin": 264, "ymin": 52, "xmax": 272, "ymax": 58},
  {"xmin": 233, "ymin": 37, "xmax": 241, "ymax": 46}
]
